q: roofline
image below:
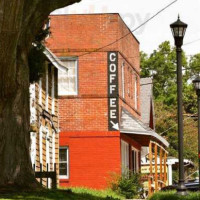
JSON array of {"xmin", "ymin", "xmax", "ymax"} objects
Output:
[
  {"xmin": 50, "ymin": 13, "xmax": 120, "ymax": 16},
  {"xmin": 43, "ymin": 47, "xmax": 68, "ymax": 72},
  {"xmin": 49, "ymin": 13, "xmax": 140, "ymax": 44},
  {"xmin": 120, "ymin": 130, "xmax": 169, "ymax": 147}
]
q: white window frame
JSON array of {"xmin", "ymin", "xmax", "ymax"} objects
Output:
[
  {"xmin": 58, "ymin": 58, "xmax": 78, "ymax": 96},
  {"xmin": 30, "ymin": 132, "xmax": 36, "ymax": 165},
  {"xmin": 52, "ymin": 131, "xmax": 56, "ymax": 171},
  {"xmin": 121, "ymin": 62, "xmax": 125, "ymax": 98},
  {"xmin": 121, "ymin": 140, "xmax": 129, "ymax": 174},
  {"xmin": 46, "ymin": 129, "xmax": 51, "ymax": 188},
  {"xmin": 30, "ymin": 83, "xmax": 37, "ymax": 124},
  {"xmin": 132, "ymin": 147, "xmax": 139, "ymax": 173},
  {"xmin": 39, "ymin": 78, "xmax": 42, "ymax": 105},
  {"xmin": 45, "ymin": 64, "xmax": 49, "ymax": 111},
  {"xmin": 59, "ymin": 147, "xmax": 69, "ymax": 179},
  {"xmin": 134, "ymin": 75, "xmax": 138, "ymax": 110},
  {"xmin": 39, "ymin": 127, "xmax": 43, "ymax": 166},
  {"xmin": 51, "ymin": 66, "xmax": 55, "ymax": 114},
  {"xmin": 46, "ymin": 130, "xmax": 50, "ymax": 166}
]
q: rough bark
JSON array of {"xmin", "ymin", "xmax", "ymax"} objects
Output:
[{"xmin": 0, "ymin": 0, "xmax": 81, "ymax": 190}]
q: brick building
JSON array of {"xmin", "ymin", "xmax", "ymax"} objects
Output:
[{"xmin": 46, "ymin": 13, "xmax": 168, "ymax": 189}]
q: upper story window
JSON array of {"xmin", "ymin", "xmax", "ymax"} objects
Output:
[
  {"xmin": 121, "ymin": 62, "xmax": 125, "ymax": 98},
  {"xmin": 51, "ymin": 66, "xmax": 55, "ymax": 114},
  {"xmin": 45, "ymin": 64, "xmax": 49, "ymax": 111},
  {"xmin": 39, "ymin": 78, "xmax": 42, "ymax": 105},
  {"xmin": 134, "ymin": 75, "xmax": 138, "ymax": 110},
  {"xmin": 58, "ymin": 58, "xmax": 78, "ymax": 96}
]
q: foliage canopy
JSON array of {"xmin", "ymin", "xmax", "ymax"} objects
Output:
[{"xmin": 140, "ymin": 41, "xmax": 200, "ymax": 170}]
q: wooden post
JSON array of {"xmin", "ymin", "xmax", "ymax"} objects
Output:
[
  {"xmin": 40, "ymin": 163, "xmax": 42, "ymax": 185},
  {"xmin": 160, "ymin": 148, "xmax": 163, "ymax": 188},
  {"xmin": 149, "ymin": 141, "xmax": 153, "ymax": 195},
  {"xmin": 155, "ymin": 143, "xmax": 158, "ymax": 191},
  {"xmin": 164, "ymin": 152, "xmax": 167, "ymax": 184},
  {"xmin": 52, "ymin": 163, "xmax": 57, "ymax": 189},
  {"xmin": 47, "ymin": 163, "xmax": 49, "ymax": 188}
]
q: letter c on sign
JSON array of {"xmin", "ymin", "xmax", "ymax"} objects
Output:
[{"xmin": 110, "ymin": 53, "xmax": 116, "ymax": 62}]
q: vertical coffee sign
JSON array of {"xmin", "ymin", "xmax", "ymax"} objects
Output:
[{"xmin": 108, "ymin": 52, "xmax": 119, "ymax": 131}]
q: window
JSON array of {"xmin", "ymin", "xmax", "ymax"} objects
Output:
[
  {"xmin": 121, "ymin": 62, "xmax": 125, "ymax": 98},
  {"xmin": 30, "ymin": 132, "xmax": 36, "ymax": 165},
  {"xmin": 51, "ymin": 66, "xmax": 55, "ymax": 114},
  {"xmin": 132, "ymin": 147, "xmax": 139, "ymax": 173},
  {"xmin": 121, "ymin": 140, "xmax": 129, "ymax": 174},
  {"xmin": 134, "ymin": 75, "xmax": 138, "ymax": 110},
  {"xmin": 39, "ymin": 78, "xmax": 42, "ymax": 105},
  {"xmin": 45, "ymin": 64, "xmax": 49, "ymax": 111},
  {"xmin": 59, "ymin": 147, "xmax": 69, "ymax": 179},
  {"xmin": 58, "ymin": 59, "xmax": 78, "ymax": 96}
]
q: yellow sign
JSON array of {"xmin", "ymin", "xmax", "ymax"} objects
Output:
[{"xmin": 141, "ymin": 165, "xmax": 168, "ymax": 174}]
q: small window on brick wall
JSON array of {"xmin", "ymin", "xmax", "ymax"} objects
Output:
[
  {"xmin": 132, "ymin": 147, "xmax": 139, "ymax": 173},
  {"xmin": 121, "ymin": 140, "xmax": 129, "ymax": 175},
  {"xmin": 134, "ymin": 75, "xmax": 138, "ymax": 110},
  {"xmin": 121, "ymin": 62, "xmax": 125, "ymax": 98},
  {"xmin": 59, "ymin": 147, "xmax": 69, "ymax": 179},
  {"xmin": 58, "ymin": 59, "xmax": 78, "ymax": 96}
]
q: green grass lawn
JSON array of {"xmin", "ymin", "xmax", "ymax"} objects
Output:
[
  {"xmin": 0, "ymin": 188, "xmax": 123, "ymax": 200},
  {"xmin": 149, "ymin": 191, "xmax": 200, "ymax": 200}
]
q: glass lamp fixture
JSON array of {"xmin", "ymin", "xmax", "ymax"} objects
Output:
[
  {"xmin": 193, "ymin": 76, "xmax": 200, "ymax": 94},
  {"xmin": 170, "ymin": 15, "xmax": 188, "ymax": 47}
]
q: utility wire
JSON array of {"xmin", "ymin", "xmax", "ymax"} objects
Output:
[
  {"xmin": 183, "ymin": 38, "xmax": 200, "ymax": 46},
  {"xmin": 46, "ymin": 1, "xmax": 189, "ymax": 64},
  {"xmin": 75, "ymin": 0, "xmax": 178, "ymax": 58},
  {"xmin": 159, "ymin": 114, "xmax": 197, "ymax": 136}
]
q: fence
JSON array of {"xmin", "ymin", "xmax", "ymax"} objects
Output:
[{"xmin": 33, "ymin": 163, "xmax": 57, "ymax": 189}]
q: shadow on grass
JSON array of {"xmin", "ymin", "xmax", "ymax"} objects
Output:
[
  {"xmin": 149, "ymin": 191, "xmax": 200, "ymax": 200},
  {"xmin": 0, "ymin": 189, "xmax": 121, "ymax": 200}
]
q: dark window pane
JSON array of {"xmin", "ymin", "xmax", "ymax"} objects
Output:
[
  {"xmin": 59, "ymin": 163, "xmax": 67, "ymax": 175},
  {"xmin": 132, "ymin": 150, "xmax": 135, "ymax": 173},
  {"xmin": 59, "ymin": 149, "xmax": 67, "ymax": 162}
]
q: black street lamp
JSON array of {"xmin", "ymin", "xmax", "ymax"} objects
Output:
[
  {"xmin": 170, "ymin": 16, "xmax": 188, "ymax": 195},
  {"xmin": 192, "ymin": 76, "xmax": 200, "ymax": 188}
]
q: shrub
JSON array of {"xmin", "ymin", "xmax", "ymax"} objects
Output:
[{"xmin": 110, "ymin": 171, "xmax": 143, "ymax": 199}]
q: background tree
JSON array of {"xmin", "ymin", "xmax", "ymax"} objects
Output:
[
  {"xmin": 0, "ymin": 0, "xmax": 81, "ymax": 190},
  {"xmin": 141, "ymin": 41, "xmax": 199, "ymax": 168}
]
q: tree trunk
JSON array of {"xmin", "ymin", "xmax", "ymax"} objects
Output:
[
  {"xmin": 0, "ymin": 47, "xmax": 37, "ymax": 189},
  {"xmin": 0, "ymin": 0, "xmax": 81, "ymax": 190}
]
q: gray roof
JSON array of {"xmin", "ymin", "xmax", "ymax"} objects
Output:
[
  {"xmin": 120, "ymin": 108, "xmax": 169, "ymax": 147},
  {"xmin": 43, "ymin": 47, "xmax": 68, "ymax": 73},
  {"xmin": 140, "ymin": 78, "xmax": 154, "ymax": 127}
]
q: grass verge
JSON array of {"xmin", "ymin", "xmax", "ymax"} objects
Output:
[
  {"xmin": 149, "ymin": 191, "xmax": 200, "ymax": 200},
  {"xmin": 0, "ymin": 187, "xmax": 123, "ymax": 200}
]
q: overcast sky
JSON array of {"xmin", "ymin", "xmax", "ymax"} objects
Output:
[{"xmin": 52, "ymin": 0, "xmax": 200, "ymax": 56}]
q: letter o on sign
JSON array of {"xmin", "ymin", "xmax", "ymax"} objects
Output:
[{"xmin": 110, "ymin": 64, "xmax": 116, "ymax": 73}]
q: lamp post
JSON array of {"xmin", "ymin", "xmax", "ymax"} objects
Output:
[
  {"xmin": 170, "ymin": 16, "xmax": 188, "ymax": 195},
  {"xmin": 192, "ymin": 76, "xmax": 200, "ymax": 188}
]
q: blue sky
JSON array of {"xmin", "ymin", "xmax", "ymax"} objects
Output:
[{"xmin": 52, "ymin": 0, "xmax": 200, "ymax": 56}]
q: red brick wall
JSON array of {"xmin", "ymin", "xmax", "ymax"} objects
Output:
[
  {"xmin": 59, "ymin": 97, "xmax": 108, "ymax": 132},
  {"xmin": 60, "ymin": 131, "xmax": 121, "ymax": 189},
  {"xmin": 57, "ymin": 52, "xmax": 109, "ymax": 132},
  {"xmin": 47, "ymin": 14, "xmax": 119, "ymax": 52}
]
